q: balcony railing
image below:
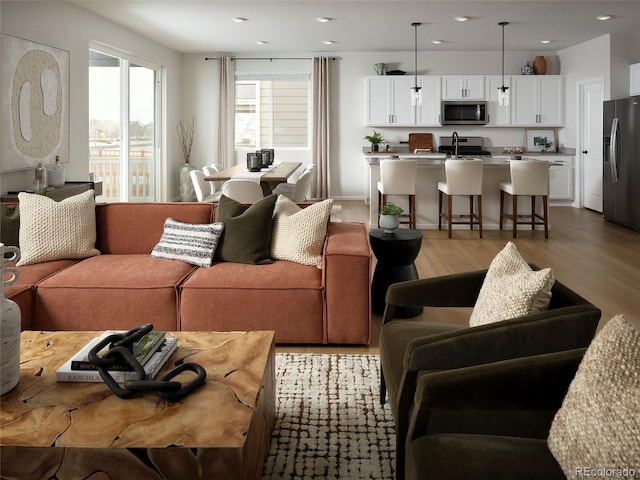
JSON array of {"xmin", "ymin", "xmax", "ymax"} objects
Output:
[{"xmin": 89, "ymin": 145, "xmax": 154, "ymax": 202}]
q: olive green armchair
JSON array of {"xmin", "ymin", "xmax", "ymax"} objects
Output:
[
  {"xmin": 405, "ymin": 348, "xmax": 587, "ymax": 480},
  {"xmin": 379, "ymin": 268, "xmax": 601, "ymax": 479}
]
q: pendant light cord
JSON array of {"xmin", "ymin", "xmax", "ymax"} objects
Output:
[
  {"xmin": 412, "ymin": 22, "xmax": 421, "ymax": 91},
  {"xmin": 499, "ymin": 21, "xmax": 508, "ymax": 91}
]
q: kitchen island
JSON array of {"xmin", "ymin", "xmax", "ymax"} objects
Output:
[{"xmin": 365, "ymin": 154, "xmax": 552, "ymax": 231}]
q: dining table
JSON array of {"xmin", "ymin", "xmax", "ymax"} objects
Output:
[{"xmin": 204, "ymin": 162, "xmax": 302, "ymax": 196}]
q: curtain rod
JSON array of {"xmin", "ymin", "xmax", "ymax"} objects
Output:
[{"xmin": 205, "ymin": 56, "xmax": 337, "ymax": 61}]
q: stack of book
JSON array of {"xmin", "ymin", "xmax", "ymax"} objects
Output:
[{"xmin": 56, "ymin": 330, "xmax": 178, "ymax": 383}]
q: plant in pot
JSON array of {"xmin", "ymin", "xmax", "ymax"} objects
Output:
[
  {"xmin": 177, "ymin": 118, "xmax": 197, "ymax": 202},
  {"xmin": 379, "ymin": 202, "xmax": 404, "ymax": 233},
  {"xmin": 364, "ymin": 131, "xmax": 384, "ymax": 152}
]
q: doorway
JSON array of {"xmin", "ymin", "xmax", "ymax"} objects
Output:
[
  {"xmin": 89, "ymin": 47, "xmax": 161, "ymax": 202},
  {"xmin": 579, "ymin": 78, "xmax": 605, "ymax": 212}
]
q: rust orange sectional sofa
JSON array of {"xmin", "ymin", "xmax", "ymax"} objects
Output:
[{"xmin": 8, "ymin": 202, "xmax": 372, "ymax": 344}]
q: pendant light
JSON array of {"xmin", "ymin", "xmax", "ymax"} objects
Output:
[
  {"xmin": 498, "ymin": 21, "xmax": 510, "ymax": 106},
  {"xmin": 411, "ymin": 22, "xmax": 422, "ymax": 106}
]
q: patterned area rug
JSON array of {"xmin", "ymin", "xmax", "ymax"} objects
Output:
[{"xmin": 262, "ymin": 354, "xmax": 395, "ymax": 480}]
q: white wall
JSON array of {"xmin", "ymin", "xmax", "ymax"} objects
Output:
[{"xmin": 0, "ymin": 0, "xmax": 183, "ymax": 200}]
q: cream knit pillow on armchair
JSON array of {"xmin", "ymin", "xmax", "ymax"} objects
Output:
[
  {"xmin": 469, "ymin": 241, "xmax": 554, "ymax": 327},
  {"xmin": 17, "ymin": 190, "xmax": 100, "ymax": 266}
]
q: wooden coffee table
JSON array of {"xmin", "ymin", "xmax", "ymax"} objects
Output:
[{"xmin": 0, "ymin": 330, "xmax": 275, "ymax": 480}]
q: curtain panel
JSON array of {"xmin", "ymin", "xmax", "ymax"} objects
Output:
[
  {"xmin": 312, "ymin": 57, "xmax": 330, "ymax": 199},
  {"xmin": 218, "ymin": 56, "xmax": 235, "ymax": 169}
]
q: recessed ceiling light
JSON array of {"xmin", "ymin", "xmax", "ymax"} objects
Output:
[
  {"xmin": 256, "ymin": 41, "xmax": 268, "ymax": 45},
  {"xmin": 596, "ymin": 15, "xmax": 611, "ymax": 21},
  {"xmin": 454, "ymin": 16, "xmax": 469, "ymax": 22},
  {"xmin": 316, "ymin": 17, "xmax": 331, "ymax": 23},
  {"xmin": 541, "ymin": 40, "xmax": 551, "ymax": 44},
  {"xmin": 431, "ymin": 40, "xmax": 443, "ymax": 45},
  {"xmin": 232, "ymin": 17, "xmax": 247, "ymax": 23},
  {"xmin": 322, "ymin": 40, "xmax": 336, "ymax": 45}
]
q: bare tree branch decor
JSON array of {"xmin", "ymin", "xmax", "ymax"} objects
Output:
[{"xmin": 176, "ymin": 118, "xmax": 195, "ymax": 163}]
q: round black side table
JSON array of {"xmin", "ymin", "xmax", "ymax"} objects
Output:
[{"xmin": 369, "ymin": 228, "xmax": 423, "ymax": 318}]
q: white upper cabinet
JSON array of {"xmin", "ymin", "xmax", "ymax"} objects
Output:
[
  {"xmin": 484, "ymin": 75, "xmax": 511, "ymax": 126},
  {"xmin": 416, "ymin": 76, "xmax": 442, "ymax": 126},
  {"xmin": 365, "ymin": 76, "xmax": 415, "ymax": 126},
  {"xmin": 511, "ymin": 76, "xmax": 564, "ymax": 126},
  {"xmin": 365, "ymin": 76, "xmax": 441, "ymax": 126},
  {"xmin": 441, "ymin": 76, "xmax": 486, "ymax": 100}
]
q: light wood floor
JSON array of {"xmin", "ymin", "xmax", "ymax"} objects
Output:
[{"xmin": 277, "ymin": 202, "xmax": 640, "ymax": 355}]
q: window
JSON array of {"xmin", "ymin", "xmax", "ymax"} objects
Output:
[
  {"xmin": 235, "ymin": 77, "xmax": 310, "ymax": 149},
  {"xmin": 89, "ymin": 47, "xmax": 160, "ymax": 202}
]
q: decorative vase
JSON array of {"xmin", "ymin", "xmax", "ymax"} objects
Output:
[
  {"xmin": 379, "ymin": 215, "xmax": 400, "ymax": 233},
  {"xmin": 179, "ymin": 162, "xmax": 197, "ymax": 202},
  {"xmin": 1, "ymin": 243, "xmax": 21, "ymax": 396},
  {"xmin": 533, "ymin": 56, "xmax": 547, "ymax": 75},
  {"xmin": 372, "ymin": 144, "xmax": 379, "ymax": 152}
]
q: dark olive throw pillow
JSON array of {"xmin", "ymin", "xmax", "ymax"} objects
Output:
[{"xmin": 214, "ymin": 193, "xmax": 277, "ymax": 265}]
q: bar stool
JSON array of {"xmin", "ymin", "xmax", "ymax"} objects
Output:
[
  {"xmin": 438, "ymin": 159, "xmax": 483, "ymax": 238},
  {"xmin": 500, "ymin": 160, "xmax": 549, "ymax": 239},
  {"xmin": 377, "ymin": 159, "xmax": 417, "ymax": 229}
]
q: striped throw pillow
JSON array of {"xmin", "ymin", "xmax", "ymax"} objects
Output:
[{"xmin": 151, "ymin": 218, "xmax": 224, "ymax": 267}]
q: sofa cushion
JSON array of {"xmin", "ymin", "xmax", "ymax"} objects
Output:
[
  {"xmin": 271, "ymin": 196, "xmax": 333, "ymax": 268},
  {"xmin": 548, "ymin": 314, "xmax": 640, "ymax": 477},
  {"xmin": 151, "ymin": 218, "xmax": 224, "ymax": 267},
  {"xmin": 214, "ymin": 194, "xmax": 277, "ymax": 265},
  {"xmin": 180, "ymin": 259, "xmax": 324, "ymax": 343},
  {"xmin": 470, "ymin": 242, "xmax": 554, "ymax": 327},
  {"xmin": 17, "ymin": 190, "xmax": 100, "ymax": 266},
  {"xmin": 34, "ymin": 255, "xmax": 194, "ymax": 331}
]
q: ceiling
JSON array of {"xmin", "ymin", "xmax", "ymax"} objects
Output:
[{"xmin": 71, "ymin": 0, "xmax": 640, "ymax": 54}]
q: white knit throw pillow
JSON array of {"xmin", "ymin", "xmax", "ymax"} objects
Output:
[
  {"xmin": 469, "ymin": 241, "xmax": 554, "ymax": 327},
  {"xmin": 548, "ymin": 315, "xmax": 640, "ymax": 478},
  {"xmin": 271, "ymin": 196, "xmax": 333, "ymax": 268},
  {"xmin": 17, "ymin": 190, "xmax": 100, "ymax": 266}
]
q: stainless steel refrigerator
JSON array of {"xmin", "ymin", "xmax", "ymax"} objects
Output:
[{"xmin": 603, "ymin": 96, "xmax": 640, "ymax": 231}]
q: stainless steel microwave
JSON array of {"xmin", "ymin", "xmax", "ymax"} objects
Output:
[{"xmin": 441, "ymin": 101, "xmax": 488, "ymax": 125}]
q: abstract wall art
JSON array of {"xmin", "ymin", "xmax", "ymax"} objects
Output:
[{"xmin": 1, "ymin": 34, "xmax": 69, "ymax": 172}]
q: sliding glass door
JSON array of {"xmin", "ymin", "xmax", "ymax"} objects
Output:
[{"xmin": 89, "ymin": 48, "xmax": 160, "ymax": 201}]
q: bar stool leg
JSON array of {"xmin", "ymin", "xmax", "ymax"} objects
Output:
[
  {"xmin": 543, "ymin": 195, "xmax": 549, "ymax": 239},
  {"xmin": 500, "ymin": 190, "xmax": 505, "ymax": 230},
  {"xmin": 512, "ymin": 195, "xmax": 518, "ymax": 238},
  {"xmin": 469, "ymin": 195, "xmax": 474, "ymax": 230},
  {"xmin": 478, "ymin": 195, "xmax": 483, "ymax": 238},
  {"xmin": 447, "ymin": 195, "xmax": 453, "ymax": 238},
  {"xmin": 409, "ymin": 194, "xmax": 416, "ymax": 229},
  {"xmin": 531, "ymin": 196, "xmax": 536, "ymax": 230},
  {"xmin": 438, "ymin": 191, "xmax": 443, "ymax": 231}
]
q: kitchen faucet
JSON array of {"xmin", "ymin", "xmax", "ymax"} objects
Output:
[{"xmin": 452, "ymin": 131, "xmax": 459, "ymax": 157}]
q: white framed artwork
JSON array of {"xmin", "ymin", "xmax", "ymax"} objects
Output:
[{"xmin": 1, "ymin": 34, "xmax": 70, "ymax": 172}]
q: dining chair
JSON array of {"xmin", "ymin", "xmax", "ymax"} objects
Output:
[
  {"xmin": 377, "ymin": 159, "xmax": 417, "ymax": 229},
  {"xmin": 273, "ymin": 164, "xmax": 314, "ymax": 201},
  {"xmin": 499, "ymin": 160, "xmax": 550, "ymax": 239},
  {"xmin": 220, "ymin": 179, "xmax": 264, "ymax": 204},
  {"xmin": 438, "ymin": 159, "xmax": 483, "ymax": 238},
  {"xmin": 190, "ymin": 170, "xmax": 222, "ymax": 202},
  {"xmin": 202, "ymin": 165, "xmax": 224, "ymax": 193}
]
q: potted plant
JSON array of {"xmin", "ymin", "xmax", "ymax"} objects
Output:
[
  {"xmin": 379, "ymin": 202, "xmax": 403, "ymax": 233},
  {"xmin": 177, "ymin": 118, "xmax": 197, "ymax": 202},
  {"xmin": 364, "ymin": 130, "xmax": 384, "ymax": 152}
]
